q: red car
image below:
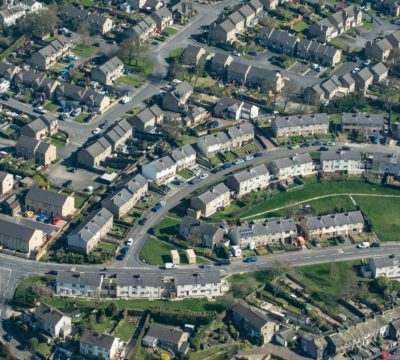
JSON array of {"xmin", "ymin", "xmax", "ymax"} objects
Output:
[{"xmin": 52, "ymin": 217, "xmax": 61, "ymax": 225}]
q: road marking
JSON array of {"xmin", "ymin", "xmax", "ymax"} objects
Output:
[
  {"xmin": 0, "ymin": 267, "xmax": 11, "ymax": 272},
  {"xmin": 123, "ymin": 266, "xmax": 151, "ymax": 270}
]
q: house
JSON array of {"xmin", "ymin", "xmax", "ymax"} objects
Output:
[
  {"xmin": 13, "ymin": 70, "xmax": 60, "ymax": 99},
  {"xmin": 0, "ymin": 6, "xmax": 25, "ymax": 27},
  {"xmin": 21, "ymin": 114, "xmax": 58, "ymax": 140},
  {"xmin": 371, "ymin": 62, "xmax": 389, "ymax": 83},
  {"xmin": 16, "ymin": 135, "xmax": 57, "ymax": 166},
  {"xmin": 246, "ymin": 66, "xmax": 284, "ymax": 92},
  {"xmin": 91, "ymin": 57, "xmax": 124, "ymax": 85},
  {"xmin": 226, "ymin": 164, "xmax": 270, "ymax": 197},
  {"xmin": 170, "ymin": 144, "xmax": 196, "ymax": 171},
  {"xmin": 78, "ymin": 138, "xmax": 112, "ymax": 168},
  {"xmin": 143, "ymin": 324, "xmax": 189, "ymax": 354},
  {"xmin": 20, "ymin": 0, "xmax": 43, "ymax": 12},
  {"xmin": 179, "ymin": 215, "xmax": 224, "ymax": 248},
  {"xmin": 56, "ymin": 271, "xmax": 104, "ymax": 297},
  {"xmin": 103, "ymin": 174, "xmax": 148, "ymax": 219},
  {"xmin": 271, "ymin": 113, "xmax": 329, "ymax": 138},
  {"xmin": 142, "ymin": 156, "xmax": 177, "ymax": 184},
  {"xmin": 341, "ymin": 112, "xmax": 385, "ymax": 135},
  {"xmin": 129, "ymin": 16, "xmax": 157, "ymax": 42},
  {"xmin": 352, "ymin": 67, "xmax": 374, "ymax": 92},
  {"xmin": 275, "ymin": 326, "xmax": 297, "ymax": 347},
  {"xmin": 320, "ymin": 150, "xmax": 363, "ymax": 173},
  {"xmin": 209, "ymin": 52, "xmax": 233, "ymax": 76},
  {"xmin": 297, "ymin": 38, "xmax": 342, "ymax": 67},
  {"xmin": 213, "ymin": 97, "xmax": 251, "ymax": 120},
  {"xmin": 29, "ymin": 39, "xmax": 70, "ymax": 71},
  {"xmin": 191, "ymin": 183, "xmax": 230, "ymax": 217},
  {"xmin": 31, "ymin": 303, "xmax": 72, "ymax": 339},
  {"xmin": 300, "ymin": 334, "xmax": 328, "ymax": 360},
  {"xmin": 301, "ymin": 210, "xmax": 364, "ymax": 240},
  {"xmin": 372, "ymin": 152, "xmax": 400, "ymax": 176},
  {"xmin": 80, "ymin": 330, "xmax": 124, "ymax": 360},
  {"xmin": 230, "ymin": 218, "xmax": 297, "ymax": 249},
  {"xmin": 183, "ymin": 105, "xmax": 210, "ymax": 126},
  {"xmin": 0, "ymin": 171, "xmax": 13, "ymax": 195},
  {"xmin": 67, "ymin": 208, "xmax": 114, "ymax": 254},
  {"xmin": 209, "ymin": 19, "xmax": 237, "ymax": 43},
  {"xmin": 0, "ymin": 217, "xmax": 43, "ymax": 255},
  {"xmin": 171, "ymin": 0, "xmax": 193, "ymax": 24},
  {"xmin": 303, "ymin": 83, "xmax": 326, "ymax": 106},
  {"xmin": 262, "ymin": 0, "xmax": 278, "ymax": 10},
  {"xmin": 249, "ymin": 0, "xmax": 263, "ymax": 14},
  {"xmin": 268, "ymin": 153, "xmax": 314, "ymax": 179},
  {"xmin": 226, "ymin": 122, "xmax": 254, "ymax": 148},
  {"xmin": 55, "ymin": 83, "xmax": 111, "ymax": 113},
  {"xmin": 365, "ymin": 38, "xmax": 393, "ymax": 62},
  {"xmin": 232, "ymin": 302, "xmax": 277, "ymax": 344},
  {"xmin": 197, "ymin": 131, "xmax": 230, "ymax": 157},
  {"xmin": 370, "ymin": 255, "xmax": 400, "ymax": 279},
  {"xmin": 308, "ymin": 6, "xmax": 362, "ymax": 42},
  {"xmin": 162, "ymin": 81, "xmax": 193, "ymax": 112},
  {"xmin": 150, "ymin": 7, "xmax": 173, "ymax": 31},
  {"xmin": 227, "ymin": 61, "xmax": 251, "ymax": 85},
  {"xmin": 103, "ymin": 119, "xmax": 132, "ymax": 151},
  {"xmin": 0, "ymin": 61, "xmax": 19, "ymax": 80},
  {"xmin": 387, "ymin": 29, "xmax": 400, "ymax": 47},
  {"xmin": 129, "ymin": 104, "xmax": 164, "ymax": 133},
  {"xmin": 260, "ymin": 26, "xmax": 298, "ymax": 56},
  {"xmin": 59, "ymin": 7, "xmax": 113, "ymax": 34},
  {"xmin": 25, "ymin": 187, "xmax": 75, "ymax": 218},
  {"xmin": 182, "ymin": 45, "xmax": 206, "ymax": 66}
]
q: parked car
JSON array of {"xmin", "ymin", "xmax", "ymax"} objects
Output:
[
  {"xmin": 152, "ymin": 203, "xmax": 162, "ymax": 212},
  {"xmin": 244, "ymin": 257, "xmax": 257, "ymax": 263},
  {"xmin": 99, "ymin": 122, "xmax": 107, "ymax": 129},
  {"xmin": 222, "ymin": 163, "xmax": 232, "ymax": 169},
  {"xmin": 199, "ymin": 173, "xmax": 208, "ymax": 179},
  {"xmin": 37, "ymin": 214, "xmax": 46, "ymax": 222},
  {"xmin": 126, "ymin": 238, "xmax": 133, "ymax": 246},
  {"xmin": 232, "ymin": 50, "xmax": 241, "ymax": 57},
  {"xmin": 120, "ymin": 246, "xmax": 130, "ymax": 254},
  {"xmin": 139, "ymin": 217, "xmax": 147, "ymax": 225},
  {"xmin": 357, "ymin": 242, "xmax": 370, "ymax": 249},
  {"xmin": 52, "ymin": 217, "xmax": 61, "ymax": 225},
  {"xmin": 201, "ymin": 264, "xmax": 213, "ymax": 269},
  {"xmin": 370, "ymin": 242, "xmax": 381, "ymax": 248},
  {"xmin": 233, "ymin": 158, "xmax": 244, "ymax": 165},
  {"xmin": 3, "ymin": 334, "xmax": 12, "ymax": 342},
  {"xmin": 211, "ymin": 167, "xmax": 221, "ymax": 173},
  {"xmin": 116, "ymin": 253, "xmax": 125, "ymax": 261},
  {"xmin": 217, "ymin": 258, "xmax": 231, "ymax": 266},
  {"xmin": 24, "ymin": 210, "xmax": 34, "ymax": 218},
  {"xmin": 245, "ymin": 155, "xmax": 254, "ymax": 161},
  {"xmin": 189, "ymin": 177, "xmax": 202, "ymax": 185},
  {"xmin": 72, "ymin": 108, "xmax": 82, "ymax": 117},
  {"xmin": 364, "ymin": 59, "xmax": 372, "ymax": 66},
  {"xmin": 254, "ymin": 152, "xmax": 263, "ymax": 158},
  {"xmin": 63, "ymin": 180, "xmax": 72, "ymax": 187},
  {"xmin": 120, "ymin": 96, "xmax": 132, "ymax": 104},
  {"xmin": 92, "ymin": 127, "xmax": 101, "ymax": 135}
]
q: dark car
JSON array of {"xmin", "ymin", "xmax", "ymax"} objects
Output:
[
  {"xmin": 189, "ymin": 177, "xmax": 201, "ymax": 185},
  {"xmin": 120, "ymin": 246, "xmax": 129, "ymax": 254},
  {"xmin": 248, "ymin": 50, "xmax": 258, "ymax": 56},
  {"xmin": 3, "ymin": 334, "xmax": 12, "ymax": 342},
  {"xmin": 47, "ymin": 270, "xmax": 58, "ymax": 276},
  {"xmin": 222, "ymin": 163, "xmax": 232, "ymax": 169},
  {"xmin": 370, "ymin": 242, "xmax": 381, "ymax": 248},
  {"xmin": 63, "ymin": 180, "xmax": 72, "ymax": 187},
  {"xmin": 99, "ymin": 122, "xmax": 107, "ymax": 129},
  {"xmin": 319, "ymin": 146, "xmax": 329, "ymax": 151},
  {"xmin": 0, "ymin": 94, "xmax": 9, "ymax": 100},
  {"xmin": 211, "ymin": 167, "xmax": 221, "ymax": 173},
  {"xmin": 139, "ymin": 217, "xmax": 148, "ymax": 225},
  {"xmin": 147, "ymin": 227, "xmax": 155, "ymax": 235},
  {"xmin": 217, "ymin": 258, "xmax": 231, "ymax": 266},
  {"xmin": 254, "ymin": 152, "xmax": 263, "ymax": 158},
  {"xmin": 93, "ymin": 42, "xmax": 100, "ymax": 47},
  {"xmin": 116, "ymin": 253, "xmax": 125, "ymax": 261},
  {"xmin": 244, "ymin": 257, "xmax": 257, "ymax": 263},
  {"xmin": 337, "ymin": 235, "xmax": 345, "ymax": 244}
]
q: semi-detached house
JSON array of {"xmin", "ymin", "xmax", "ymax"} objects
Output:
[
  {"xmin": 16, "ymin": 135, "xmax": 57, "ymax": 166},
  {"xmin": 128, "ymin": 104, "xmax": 164, "ymax": 133},
  {"xmin": 170, "ymin": 144, "xmax": 196, "ymax": 171},
  {"xmin": 77, "ymin": 137, "xmax": 112, "ymax": 168},
  {"xmin": 370, "ymin": 255, "xmax": 400, "ymax": 279},
  {"xmin": 91, "ymin": 56, "xmax": 124, "ymax": 85},
  {"xmin": 21, "ymin": 114, "xmax": 58, "ymax": 140},
  {"xmin": 67, "ymin": 208, "xmax": 114, "ymax": 254},
  {"xmin": 268, "ymin": 153, "xmax": 314, "ymax": 180},
  {"xmin": 0, "ymin": 6, "xmax": 25, "ymax": 27},
  {"xmin": 372, "ymin": 152, "xmax": 400, "ymax": 176},
  {"xmin": 190, "ymin": 183, "xmax": 230, "ymax": 218},
  {"xmin": 227, "ymin": 164, "xmax": 270, "ymax": 197},
  {"xmin": 320, "ymin": 150, "xmax": 363, "ymax": 173},
  {"xmin": 80, "ymin": 330, "xmax": 124, "ymax": 360},
  {"xmin": 29, "ymin": 39, "xmax": 71, "ymax": 71},
  {"xmin": 142, "ymin": 156, "xmax": 177, "ymax": 184}
]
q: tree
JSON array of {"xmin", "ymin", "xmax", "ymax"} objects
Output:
[
  {"xmin": 78, "ymin": 21, "xmax": 91, "ymax": 47},
  {"xmin": 220, "ymin": 294, "xmax": 236, "ymax": 310},
  {"xmin": 231, "ymin": 278, "xmax": 258, "ymax": 298},
  {"xmin": 106, "ymin": 302, "xmax": 118, "ymax": 317},
  {"xmin": 22, "ymin": 9, "xmax": 58, "ymax": 39},
  {"xmin": 271, "ymin": 259, "xmax": 293, "ymax": 280},
  {"xmin": 28, "ymin": 337, "xmax": 39, "ymax": 350},
  {"xmin": 340, "ymin": 270, "xmax": 358, "ymax": 300}
]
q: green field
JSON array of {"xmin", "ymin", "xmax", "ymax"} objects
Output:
[{"xmin": 72, "ymin": 44, "xmax": 98, "ymax": 58}]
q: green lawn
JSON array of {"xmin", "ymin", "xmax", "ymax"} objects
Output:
[
  {"xmin": 51, "ymin": 132, "xmax": 67, "ymax": 146},
  {"xmin": 116, "ymin": 75, "xmax": 142, "ymax": 88},
  {"xmin": 74, "ymin": 194, "xmax": 89, "ymax": 208},
  {"xmin": 164, "ymin": 27, "xmax": 179, "ymax": 36},
  {"xmin": 72, "ymin": 44, "xmax": 98, "ymax": 58},
  {"xmin": 329, "ymin": 39, "xmax": 348, "ymax": 51},
  {"xmin": 140, "ymin": 236, "xmax": 180, "ymax": 265},
  {"xmin": 124, "ymin": 59, "xmax": 154, "ymax": 77},
  {"xmin": 292, "ymin": 20, "xmax": 309, "ymax": 32},
  {"xmin": 113, "ymin": 319, "xmax": 136, "ymax": 341},
  {"xmin": 191, "ymin": 76, "xmax": 216, "ymax": 88},
  {"xmin": 178, "ymin": 134, "xmax": 197, "ymax": 145},
  {"xmin": 74, "ymin": 112, "xmax": 88, "ymax": 123},
  {"xmin": 189, "ymin": 345, "xmax": 237, "ymax": 360},
  {"xmin": 44, "ymin": 102, "xmax": 58, "ymax": 111},
  {"xmin": 177, "ymin": 168, "xmax": 193, "ymax": 179},
  {"xmin": 361, "ymin": 21, "xmax": 375, "ymax": 31}
]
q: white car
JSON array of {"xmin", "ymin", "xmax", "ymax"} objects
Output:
[
  {"xmin": 364, "ymin": 59, "xmax": 372, "ymax": 66},
  {"xmin": 126, "ymin": 238, "xmax": 133, "ymax": 246},
  {"xmin": 357, "ymin": 242, "xmax": 370, "ymax": 249},
  {"xmin": 245, "ymin": 155, "xmax": 254, "ymax": 161},
  {"xmin": 232, "ymin": 51, "xmax": 241, "ymax": 57},
  {"xmin": 120, "ymin": 96, "xmax": 132, "ymax": 104},
  {"xmin": 312, "ymin": 63, "xmax": 319, "ymax": 70},
  {"xmin": 352, "ymin": 67, "xmax": 360, "ymax": 73},
  {"xmin": 199, "ymin": 173, "xmax": 208, "ymax": 180},
  {"xmin": 92, "ymin": 127, "xmax": 101, "ymax": 135},
  {"xmin": 233, "ymin": 158, "xmax": 245, "ymax": 165}
]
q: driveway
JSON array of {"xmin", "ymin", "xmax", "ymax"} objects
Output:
[{"xmin": 48, "ymin": 164, "xmax": 101, "ymax": 191}]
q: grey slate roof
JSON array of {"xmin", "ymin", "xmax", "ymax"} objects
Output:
[
  {"xmin": 0, "ymin": 217, "xmax": 39, "ymax": 242},
  {"xmin": 174, "ymin": 270, "xmax": 221, "ymax": 286},
  {"xmin": 199, "ymin": 132, "xmax": 230, "ymax": 147},
  {"xmin": 320, "ymin": 150, "xmax": 361, "ymax": 162},
  {"xmin": 236, "ymin": 218, "xmax": 296, "ymax": 239},
  {"xmin": 146, "ymin": 156, "xmax": 175, "ymax": 172},
  {"xmin": 56, "ymin": 271, "xmax": 103, "ymax": 287},
  {"xmin": 94, "ymin": 56, "xmax": 123, "ymax": 77},
  {"xmin": 25, "ymin": 187, "xmax": 70, "ymax": 208},
  {"xmin": 306, "ymin": 210, "xmax": 364, "ymax": 230},
  {"xmin": 233, "ymin": 302, "xmax": 270, "ymax": 330},
  {"xmin": 170, "ymin": 144, "xmax": 195, "ymax": 163},
  {"xmin": 146, "ymin": 323, "xmax": 185, "ymax": 345},
  {"xmin": 370, "ymin": 255, "xmax": 399, "ymax": 269},
  {"xmin": 342, "ymin": 113, "xmax": 385, "ymax": 127},
  {"xmin": 33, "ymin": 303, "xmax": 68, "ymax": 327},
  {"xmin": 123, "ymin": 173, "xmax": 148, "ymax": 194},
  {"xmin": 80, "ymin": 330, "xmax": 117, "ymax": 349},
  {"xmin": 272, "ymin": 153, "xmax": 313, "ymax": 170},
  {"xmin": 230, "ymin": 164, "xmax": 269, "ymax": 183},
  {"xmin": 195, "ymin": 183, "xmax": 229, "ymax": 205},
  {"xmin": 226, "ymin": 122, "xmax": 254, "ymax": 140},
  {"xmin": 371, "ymin": 62, "xmax": 388, "ymax": 77},
  {"xmin": 180, "ymin": 215, "xmax": 223, "ymax": 239},
  {"xmin": 273, "ymin": 113, "xmax": 329, "ymax": 129}
]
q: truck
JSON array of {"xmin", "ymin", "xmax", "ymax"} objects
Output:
[{"xmin": 164, "ymin": 263, "xmax": 176, "ymax": 269}]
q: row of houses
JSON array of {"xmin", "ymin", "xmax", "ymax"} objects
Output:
[
  {"xmin": 260, "ymin": 27, "xmax": 342, "ymax": 67},
  {"xmin": 308, "ymin": 5, "xmax": 363, "ymax": 42},
  {"xmin": 55, "ymin": 269, "xmax": 229, "ymax": 299},
  {"xmin": 365, "ymin": 29, "xmax": 400, "ymax": 62},
  {"xmin": 305, "ymin": 62, "xmax": 388, "ymax": 105},
  {"xmin": 301, "ymin": 307, "xmax": 400, "ymax": 359},
  {"xmin": 208, "ymin": 0, "xmax": 263, "ymax": 43},
  {"xmin": 197, "ymin": 122, "xmax": 254, "ymax": 157},
  {"xmin": 142, "ymin": 143, "xmax": 196, "ymax": 184},
  {"xmin": 0, "ymin": 0, "xmax": 43, "ymax": 27}
]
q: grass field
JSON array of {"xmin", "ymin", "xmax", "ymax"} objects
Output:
[
  {"xmin": 72, "ymin": 44, "xmax": 98, "ymax": 58},
  {"xmin": 116, "ymin": 75, "xmax": 142, "ymax": 88},
  {"xmin": 140, "ymin": 236, "xmax": 182, "ymax": 265},
  {"xmin": 124, "ymin": 59, "xmax": 154, "ymax": 77}
]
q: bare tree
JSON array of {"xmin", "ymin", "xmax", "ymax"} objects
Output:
[{"xmin": 77, "ymin": 21, "xmax": 91, "ymax": 47}]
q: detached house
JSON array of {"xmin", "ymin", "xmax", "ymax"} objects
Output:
[
  {"xmin": 67, "ymin": 208, "xmax": 114, "ymax": 254},
  {"xmin": 150, "ymin": 7, "xmax": 173, "ymax": 31},
  {"xmin": 352, "ymin": 67, "xmax": 374, "ymax": 92},
  {"xmin": 31, "ymin": 303, "xmax": 72, "ymax": 339},
  {"xmin": 371, "ymin": 62, "xmax": 389, "ymax": 83},
  {"xmin": 162, "ymin": 81, "xmax": 193, "ymax": 112},
  {"xmin": 301, "ymin": 211, "xmax": 365, "ymax": 240},
  {"xmin": 370, "ymin": 255, "xmax": 400, "ymax": 279},
  {"xmin": 179, "ymin": 215, "xmax": 224, "ymax": 248},
  {"xmin": 232, "ymin": 302, "xmax": 277, "ymax": 344},
  {"xmin": 16, "ymin": 135, "xmax": 56, "ymax": 166},
  {"xmin": 142, "ymin": 156, "xmax": 177, "ymax": 184},
  {"xmin": 143, "ymin": 324, "xmax": 189, "ymax": 354},
  {"xmin": 227, "ymin": 164, "xmax": 270, "ymax": 197},
  {"xmin": 78, "ymin": 137, "xmax": 112, "ymax": 168},
  {"xmin": 80, "ymin": 330, "xmax": 125, "ymax": 360},
  {"xmin": 365, "ymin": 38, "xmax": 393, "ymax": 62},
  {"xmin": 182, "ymin": 45, "xmax": 206, "ymax": 66},
  {"xmin": 190, "ymin": 183, "xmax": 230, "ymax": 217},
  {"xmin": 91, "ymin": 56, "xmax": 124, "ymax": 85},
  {"xmin": 29, "ymin": 39, "xmax": 70, "ymax": 71},
  {"xmin": 269, "ymin": 153, "xmax": 314, "ymax": 179}
]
